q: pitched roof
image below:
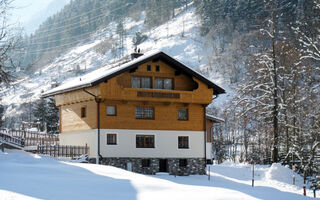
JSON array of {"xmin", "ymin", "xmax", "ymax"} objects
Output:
[{"xmin": 42, "ymin": 51, "xmax": 225, "ymax": 97}]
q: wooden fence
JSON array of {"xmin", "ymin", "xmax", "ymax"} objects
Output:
[
  {"xmin": 37, "ymin": 145, "xmax": 89, "ymax": 158},
  {"xmin": 0, "ymin": 129, "xmax": 59, "ymax": 146},
  {"xmin": 0, "ymin": 131, "xmax": 23, "ymax": 147}
]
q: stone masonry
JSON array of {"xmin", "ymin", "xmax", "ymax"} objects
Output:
[{"xmin": 100, "ymin": 157, "xmax": 206, "ymax": 175}]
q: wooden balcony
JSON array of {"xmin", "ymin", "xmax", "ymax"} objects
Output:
[{"xmin": 98, "ymin": 77, "xmax": 213, "ymax": 104}]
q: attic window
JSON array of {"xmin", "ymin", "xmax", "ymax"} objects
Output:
[
  {"xmin": 147, "ymin": 65, "xmax": 151, "ymax": 71},
  {"xmin": 132, "ymin": 76, "xmax": 151, "ymax": 89},
  {"xmin": 155, "ymin": 77, "xmax": 173, "ymax": 90},
  {"xmin": 156, "ymin": 65, "xmax": 160, "ymax": 72}
]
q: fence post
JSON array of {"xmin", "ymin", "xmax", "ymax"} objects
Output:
[
  {"xmin": 57, "ymin": 145, "xmax": 60, "ymax": 157},
  {"xmin": 71, "ymin": 146, "xmax": 74, "ymax": 159},
  {"xmin": 53, "ymin": 145, "xmax": 56, "ymax": 157}
]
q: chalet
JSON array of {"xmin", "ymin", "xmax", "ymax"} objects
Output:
[{"xmin": 42, "ymin": 51, "xmax": 225, "ymax": 175}]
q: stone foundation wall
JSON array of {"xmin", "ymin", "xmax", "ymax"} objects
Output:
[{"xmin": 100, "ymin": 157, "xmax": 206, "ymax": 175}]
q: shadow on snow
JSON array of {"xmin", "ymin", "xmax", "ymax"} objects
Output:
[{"xmin": 0, "ymin": 154, "xmax": 137, "ymax": 200}]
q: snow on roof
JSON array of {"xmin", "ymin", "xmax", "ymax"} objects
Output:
[
  {"xmin": 42, "ymin": 50, "xmax": 225, "ymax": 97},
  {"xmin": 206, "ymin": 114, "xmax": 225, "ymax": 123}
]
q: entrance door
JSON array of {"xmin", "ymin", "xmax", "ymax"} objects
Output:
[{"xmin": 159, "ymin": 159, "xmax": 168, "ymax": 172}]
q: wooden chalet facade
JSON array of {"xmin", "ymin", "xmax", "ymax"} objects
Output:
[{"xmin": 43, "ymin": 51, "xmax": 225, "ymax": 175}]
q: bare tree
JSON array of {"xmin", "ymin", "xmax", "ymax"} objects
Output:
[{"xmin": 0, "ymin": 0, "xmax": 21, "ymax": 87}]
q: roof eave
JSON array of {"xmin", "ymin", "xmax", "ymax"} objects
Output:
[{"xmin": 41, "ymin": 83, "xmax": 92, "ymax": 98}]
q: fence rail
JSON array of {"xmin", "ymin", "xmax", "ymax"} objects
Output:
[
  {"xmin": 0, "ymin": 132, "xmax": 23, "ymax": 147},
  {"xmin": 37, "ymin": 145, "xmax": 89, "ymax": 158},
  {"xmin": 0, "ymin": 129, "xmax": 59, "ymax": 146}
]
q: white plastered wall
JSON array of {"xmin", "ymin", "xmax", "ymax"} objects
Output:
[
  {"xmin": 100, "ymin": 129, "xmax": 205, "ymax": 158},
  {"xmin": 59, "ymin": 129, "xmax": 205, "ymax": 158},
  {"xmin": 206, "ymin": 142, "xmax": 212, "ymax": 160},
  {"xmin": 59, "ymin": 130, "xmax": 96, "ymax": 157}
]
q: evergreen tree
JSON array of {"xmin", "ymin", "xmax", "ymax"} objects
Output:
[{"xmin": 33, "ymin": 97, "xmax": 59, "ymax": 133}]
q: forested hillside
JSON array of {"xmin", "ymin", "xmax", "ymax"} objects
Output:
[{"xmin": 16, "ymin": 0, "xmax": 188, "ymax": 73}]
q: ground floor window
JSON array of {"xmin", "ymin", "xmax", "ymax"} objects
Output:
[
  {"xmin": 136, "ymin": 135, "xmax": 154, "ymax": 148},
  {"xmin": 178, "ymin": 136, "xmax": 189, "ymax": 149},
  {"xmin": 107, "ymin": 134, "xmax": 117, "ymax": 145}
]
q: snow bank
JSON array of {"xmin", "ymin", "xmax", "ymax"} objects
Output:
[{"xmin": 265, "ymin": 163, "xmax": 304, "ymax": 186}]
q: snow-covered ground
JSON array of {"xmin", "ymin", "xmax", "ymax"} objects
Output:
[{"xmin": 0, "ymin": 150, "xmax": 318, "ymax": 200}]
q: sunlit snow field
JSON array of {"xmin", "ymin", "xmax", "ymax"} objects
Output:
[{"xmin": 0, "ymin": 150, "xmax": 318, "ymax": 200}]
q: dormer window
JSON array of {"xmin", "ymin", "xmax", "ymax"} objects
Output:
[{"xmin": 132, "ymin": 76, "xmax": 151, "ymax": 89}]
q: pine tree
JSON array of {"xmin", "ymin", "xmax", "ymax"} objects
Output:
[{"xmin": 33, "ymin": 98, "xmax": 46, "ymax": 131}]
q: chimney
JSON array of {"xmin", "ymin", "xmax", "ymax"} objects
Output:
[
  {"xmin": 131, "ymin": 48, "xmax": 143, "ymax": 60},
  {"xmin": 131, "ymin": 52, "xmax": 143, "ymax": 60}
]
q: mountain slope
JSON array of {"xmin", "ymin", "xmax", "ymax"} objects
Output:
[{"xmin": 1, "ymin": 5, "xmax": 227, "ymax": 124}]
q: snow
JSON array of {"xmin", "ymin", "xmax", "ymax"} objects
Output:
[
  {"xmin": 206, "ymin": 114, "xmax": 225, "ymax": 122},
  {"xmin": 0, "ymin": 151, "xmax": 318, "ymax": 200},
  {"xmin": 42, "ymin": 50, "xmax": 163, "ymax": 96}
]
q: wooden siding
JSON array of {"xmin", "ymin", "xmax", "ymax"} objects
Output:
[
  {"xmin": 206, "ymin": 119, "xmax": 214, "ymax": 142},
  {"xmin": 60, "ymin": 100, "xmax": 97, "ymax": 133},
  {"xmin": 55, "ymin": 86, "xmax": 100, "ymax": 106},
  {"xmin": 55, "ymin": 59, "xmax": 214, "ymax": 133},
  {"xmin": 116, "ymin": 60, "xmax": 198, "ymax": 91},
  {"xmin": 100, "ymin": 101, "xmax": 205, "ymax": 131}
]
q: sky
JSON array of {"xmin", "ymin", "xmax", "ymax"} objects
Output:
[{"xmin": 10, "ymin": 0, "xmax": 70, "ymax": 34}]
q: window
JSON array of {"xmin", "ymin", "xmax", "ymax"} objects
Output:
[
  {"xmin": 136, "ymin": 107, "xmax": 154, "ymax": 119},
  {"xmin": 132, "ymin": 76, "xmax": 151, "ymax": 89},
  {"xmin": 81, "ymin": 107, "xmax": 86, "ymax": 118},
  {"xmin": 178, "ymin": 109, "xmax": 188, "ymax": 120},
  {"xmin": 142, "ymin": 159, "xmax": 151, "ymax": 167},
  {"xmin": 156, "ymin": 65, "xmax": 160, "ymax": 72},
  {"xmin": 136, "ymin": 135, "xmax": 154, "ymax": 148},
  {"xmin": 106, "ymin": 105, "xmax": 116, "ymax": 116},
  {"xmin": 178, "ymin": 136, "xmax": 189, "ymax": 149},
  {"xmin": 147, "ymin": 65, "xmax": 151, "ymax": 71},
  {"xmin": 107, "ymin": 134, "xmax": 117, "ymax": 145},
  {"xmin": 155, "ymin": 77, "xmax": 173, "ymax": 90},
  {"xmin": 179, "ymin": 159, "xmax": 188, "ymax": 167}
]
